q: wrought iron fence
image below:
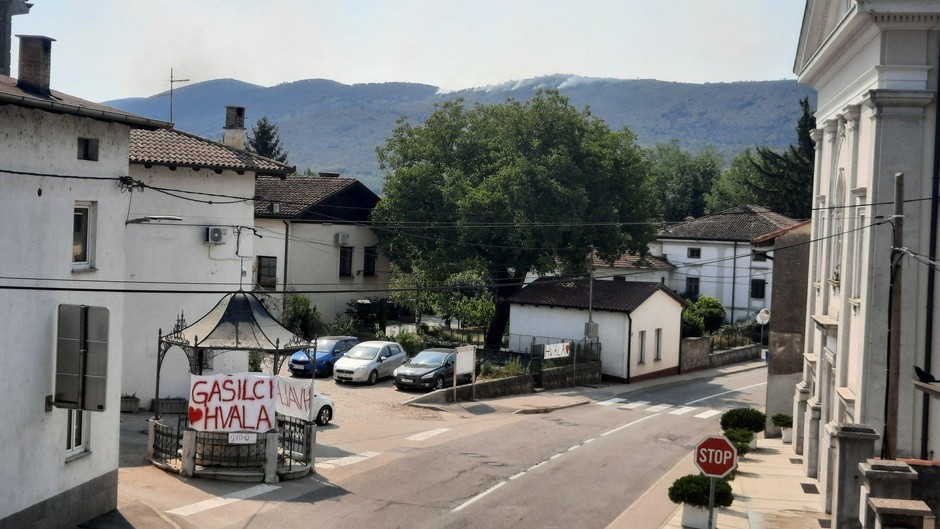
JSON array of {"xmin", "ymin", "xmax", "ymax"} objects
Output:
[
  {"xmin": 194, "ymin": 431, "xmax": 267, "ymax": 470},
  {"xmin": 152, "ymin": 416, "xmax": 183, "ymax": 468},
  {"xmin": 277, "ymin": 415, "xmax": 313, "ymax": 471}
]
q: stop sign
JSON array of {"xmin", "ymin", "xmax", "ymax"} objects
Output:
[{"xmin": 694, "ymin": 435, "xmax": 737, "ymax": 478}]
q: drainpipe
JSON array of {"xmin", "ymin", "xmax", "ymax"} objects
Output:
[
  {"xmin": 282, "ymin": 220, "xmax": 290, "ymax": 305},
  {"xmin": 731, "ymin": 241, "xmax": 738, "ymax": 323},
  {"xmin": 921, "ymin": 48, "xmax": 940, "ymax": 459},
  {"xmin": 626, "ymin": 313, "xmax": 632, "ymax": 384}
]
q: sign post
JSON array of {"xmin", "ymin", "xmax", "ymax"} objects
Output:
[{"xmin": 694, "ymin": 435, "xmax": 737, "ymax": 529}]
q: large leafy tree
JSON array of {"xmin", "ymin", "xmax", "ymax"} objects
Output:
[
  {"xmin": 246, "ymin": 116, "xmax": 289, "ymax": 163},
  {"xmin": 704, "ymin": 148, "xmax": 763, "ymax": 213},
  {"xmin": 748, "ymin": 97, "xmax": 816, "ymax": 219},
  {"xmin": 372, "ymin": 90, "xmax": 657, "ymax": 347},
  {"xmin": 647, "ymin": 141, "xmax": 722, "ymax": 221}
]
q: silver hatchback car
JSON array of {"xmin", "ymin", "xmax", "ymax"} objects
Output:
[{"xmin": 333, "ymin": 340, "xmax": 407, "ymax": 385}]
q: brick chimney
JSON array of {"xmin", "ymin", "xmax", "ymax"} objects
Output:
[
  {"xmin": 16, "ymin": 34, "xmax": 54, "ymax": 96},
  {"xmin": 222, "ymin": 105, "xmax": 246, "ymax": 150}
]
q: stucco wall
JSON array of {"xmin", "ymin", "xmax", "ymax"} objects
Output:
[
  {"xmin": 122, "ymin": 164, "xmax": 254, "ymax": 407},
  {"xmin": 253, "ymin": 219, "xmax": 388, "ymax": 321},
  {"xmin": 627, "ymin": 290, "xmax": 683, "ymax": 380},
  {"xmin": 659, "ymin": 239, "xmax": 772, "ymax": 323},
  {"xmin": 0, "ymin": 106, "xmax": 128, "ymax": 521}
]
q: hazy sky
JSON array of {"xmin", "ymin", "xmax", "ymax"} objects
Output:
[{"xmin": 9, "ymin": 1, "xmax": 806, "ymax": 103}]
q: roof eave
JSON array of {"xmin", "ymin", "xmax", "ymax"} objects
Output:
[{"xmin": 0, "ymin": 91, "xmax": 171, "ymax": 130}]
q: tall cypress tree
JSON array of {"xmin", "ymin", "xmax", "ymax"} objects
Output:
[
  {"xmin": 748, "ymin": 97, "xmax": 816, "ymax": 219},
  {"xmin": 246, "ymin": 116, "xmax": 289, "ymax": 163}
]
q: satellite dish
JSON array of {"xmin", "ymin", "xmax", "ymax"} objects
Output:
[{"xmin": 756, "ymin": 308, "xmax": 771, "ymax": 325}]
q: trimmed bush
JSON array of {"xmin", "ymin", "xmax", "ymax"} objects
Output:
[
  {"xmin": 772, "ymin": 413, "xmax": 793, "ymax": 428},
  {"xmin": 720, "ymin": 408, "xmax": 766, "ymax": 432},
  {"xmin": 668, "ymin": 474, "xmax": 734, "ymax": 508},
  {"xmin": 723, "ymin": 428, "xmax": 753, "ymax": 456}
]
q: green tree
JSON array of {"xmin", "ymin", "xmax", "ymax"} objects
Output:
[
  {"xmin": 688, "ymin": 296, "xmax": 726, "ymax": 333},
  {"xmin": 647, "ymin": 141, "xmax": 723, "ymax": 221},
  {"xmin": 247, "ymin": 116, "xmax": 289, "ymax": 163},
  {"xmin": 705, "ymin": 148, "xmax": 763, "ymax": 213},
  {"xmin": 748, "ymin": 97, "xmax": 815, "ymax": 219},
  {"xmin": 372, "ymin": 90, "xmax": 657, "ymax": 348},
  {"xmin": 281, "ymin": 294, "xmax": 323, "ymax": 340}
]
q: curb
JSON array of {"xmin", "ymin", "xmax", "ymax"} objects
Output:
[{"xmin": 512, "ymin": 399, "xmax": 592, "ymax": 414}]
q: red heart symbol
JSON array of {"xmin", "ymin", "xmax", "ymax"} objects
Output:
[{"xmin": 188, "ymin": 406, "xmax": 203, "ymax": 424}]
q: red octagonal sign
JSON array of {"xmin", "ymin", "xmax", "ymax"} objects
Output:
[{"xmin": 694, "ymin": 435, "xmax": 738, "ymax": 478}]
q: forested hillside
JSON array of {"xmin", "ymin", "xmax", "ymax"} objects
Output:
[{"xmin": 106, "ymin": 75, "xmax": 815, "ymax": 192}]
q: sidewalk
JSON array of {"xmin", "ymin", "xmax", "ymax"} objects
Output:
[{"xmin": 655, "ymin": 437, "xmax": 829, "ymax": 529}]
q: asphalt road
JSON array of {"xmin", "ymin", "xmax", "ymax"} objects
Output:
[{"xmin": 107, "ymin": 367, "xmax": 766, "ymax": 529}]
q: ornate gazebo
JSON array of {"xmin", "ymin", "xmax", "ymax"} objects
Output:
[{"xmin": 150, "ymin": 290, "xmax": 313, "ymax": 482}]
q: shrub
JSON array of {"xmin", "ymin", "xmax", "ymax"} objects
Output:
[
  {"xmin": 722, "ymin": 428, "xmax": 753, "ymax": 456},
  {"xmin": 499, "ymin": 356, "xmax": 527, "ymax": 377},
  {"xmin": 249, "ymin": 351, "xmax": 263, "ymax": 372},
  {"xmin": 772, "ymin": 413, "xmax": 793, "ymax": 428},
  {"xmin": 395, "ymin": 331, "xmax": 428, "ymax": 357},
  {"xmin": 681, "ymin": 308, "xmax": 705, "ymax": 338},
  {"xmin": 692, "ymin": 296, "xmax": 726, "ymax": 333},
  {"xmin": 720, "ymin": 408, "xmax": 766, "ymax": 432},
  {"xmin": 281, "ymin": 294, "xmax": 324, "ymax": 340},
  {"xmin": 667, "ymin": 474, "xmax": 734, "ymax": 508},
  {"xmin": 479, "ymin": 361, "xmax": 497, "ymax": 378}
]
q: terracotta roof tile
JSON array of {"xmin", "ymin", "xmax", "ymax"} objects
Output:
[
  {"xmin": 508, "ymin": 277, "xmax": 682, "ymax": 313},
  {"xmin": 658, "ymin": 205, "xmax": 799, "ymax": 242},
  {"xmin": 254, "ymin": 176, "xmax": 362, "ymax": 217},
  {"xmin": 592, "ymin": 252, "xmax": 674, "ymax": 271},
  {"xmin": 129, "ymin": 129, "xmax": 294, "ymax": 176}
]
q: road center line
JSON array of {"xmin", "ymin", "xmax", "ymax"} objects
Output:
[
  {"xmin": 166, "ymin": 484, "xmax": 279, "ymax": 516},
  {"xmin": 452, "ymin": 481, "xmax": 507, "ymax": 512},
  {"xmin": 601, "ymin": 414, "xmax": 658, "ymax": 437},
  {"xmin": 684, "ymin": 382, "xmax": 767, "ymax": 405},
  {"xmin": 406, "ymin": 427, "xmax": 452, "ymax": 441}
]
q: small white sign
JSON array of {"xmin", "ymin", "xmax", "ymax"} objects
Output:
[
  {"xmin": 229, "ymin": 432, "xmax": 257, "ymax": 444},
  {"xmin": 455, "ymin": 346, "xmax": 475, "ymax": 375},
  {"xmin": 544, "ymin": 342, "xmax": 571, "ymax": 359}
]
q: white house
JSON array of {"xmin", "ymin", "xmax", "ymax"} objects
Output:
[
  {"xmin": 654, "ymin": 205, "xmax": 799, "ymax": 323},
  {"xmin": 793, "ymin": 0, "xmax": 940, "ymax": 520},
  {"xmin": 0, "ymin": 36, "xmax": 170, "ymax": 526},
  {"xmin": 592, "ymin": 252, "xmax": 675, "ymax": 284},
  {"xmin": 507, "ymin": 278, "xmax": 684, "ymax": 382},
  {"xmin": 253, "ymin": 174, "xmax": 388, "ymax": 322},
  {"xmin": 122, "ymin": 106, "xmax": 295, "ymax": 410}
]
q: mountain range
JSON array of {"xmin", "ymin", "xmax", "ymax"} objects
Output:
[{"xmin": 105, "ymin": 75, "xmax": 816, "ymax": 192}]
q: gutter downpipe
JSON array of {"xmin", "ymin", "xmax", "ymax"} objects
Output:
[
  {"xmin": 921, "ymin": 47, "xmax": 940, "ymax": 459},
  {"xmin": 626, "ymin": 312, "xmax": 632, "ymax": 384},
  {"xmin": 282, "ymin": 220, "xmax": 291, "ymax": 308}
]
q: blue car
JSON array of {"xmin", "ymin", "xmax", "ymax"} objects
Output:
[{"xmin": 288, "ymin": 336, "xmax": 359, "ymax": 377}]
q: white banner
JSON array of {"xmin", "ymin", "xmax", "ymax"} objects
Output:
[
  {"xmin": 544, "ymin": 342, "xmax": 571, "ymax": 359},
  {"xmin": 276, "ymin": 375, "xmax": 316, "ymax": 421},
  {"xmin": 188, "ymin": 373, "xmax": 277, "ymax": 432}
]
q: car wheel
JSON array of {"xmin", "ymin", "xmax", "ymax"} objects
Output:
[
  {"xmin": 367, "ymin": 370, "xmax": 378, "ymax": 385},
  {"xmin": 315, "ymin": 406, "xmax": 332, "ymax": 426},
  {"xmin": 433, "ymin": 377, "xmax": 444, "ymax": 391}
]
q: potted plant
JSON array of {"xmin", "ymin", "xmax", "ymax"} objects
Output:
[
  {"xmin": 120, "ymin": 393, "xmax": 139, "ymax": 413},
  {"xmin": 719, "ymin": 407, "xmax": 766, "ymax": 433},
  {"xmin": 723, "ymin": 427, "xmax": 754, "ymax": 454},
  {"xmin": 773, "ymin": 413, "xmax": 793, "ymax": 443},
  {"xmin": 668, "ymin": 473, "xmax": 734, "ymax": 529}
]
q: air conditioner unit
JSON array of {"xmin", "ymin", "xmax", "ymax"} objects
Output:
[
  {"xmin": 205, "ymin": 226, "xmax": 228, "ymax": 245},
  {"xmin": 333, "ymin": 232, "xmax": 350, "ymax": 245}
]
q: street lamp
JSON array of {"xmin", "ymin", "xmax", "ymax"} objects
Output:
[{"xmin": 755, "ymin": 308, "xmax": 770, "ymax": 363}]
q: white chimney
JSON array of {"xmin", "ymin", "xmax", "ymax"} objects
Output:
[{"xmin": 222, "ymin": 105, "xmax": 246, "ymax": 149}]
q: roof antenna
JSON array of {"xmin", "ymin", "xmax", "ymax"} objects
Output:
[{"xmin": 168, "ymin": 67, "xmax": 190, "ymax": 122}]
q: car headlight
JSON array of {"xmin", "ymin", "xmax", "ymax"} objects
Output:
[
  {"xmin": 355, "ymin": 366, "xmax": 366, "ymax": 373},
  {"xmin": 392, "ymin": 367, "xmax": 400, "ymax": 376},
  {"xmin": 421, "ymin": 372, "xmax": 435, "ymax": 380}
]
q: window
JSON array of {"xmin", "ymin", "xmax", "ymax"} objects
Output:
[
  {"xmin": 654, "ymin": 328, "xmax": 662, "ymax": 361},
  {"xmin": 685, "ymin": 277, "xmax": 700, "ymax": 298},
  {"xmin": 638, "ymin": 330, "xmax": 646, "ymax": 364},
  {"xmin": 339, "ymin": 246, "xmax": 353, "ymax": 277},
  {"xmin": 363, "ymin": 246, "xmax": 377, "ymax": 277},
  {"xmin": 72, "ymin": 202, "xmax": 96, "ymax": 270},
  {"xmin": 257, "ymin": 256, "xmax": 277, "ymax": 288},
  {"xmin": 752, "ymin": 250, "xmax": 767, "ymax": 262},
  {"xmin": 77, "ymin": 138, "xmax": 99, "ymax": 161},
  {"xmin": 751, "ymin": 279, "xmax": 766, "ymax": 299},
  {"xmin": 687, "ymin": 247, "xmax": 701, "ymax": 259},
  {"xmin": 66, "ymin": 409, "xmax": 89, "ymax": 458}
]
